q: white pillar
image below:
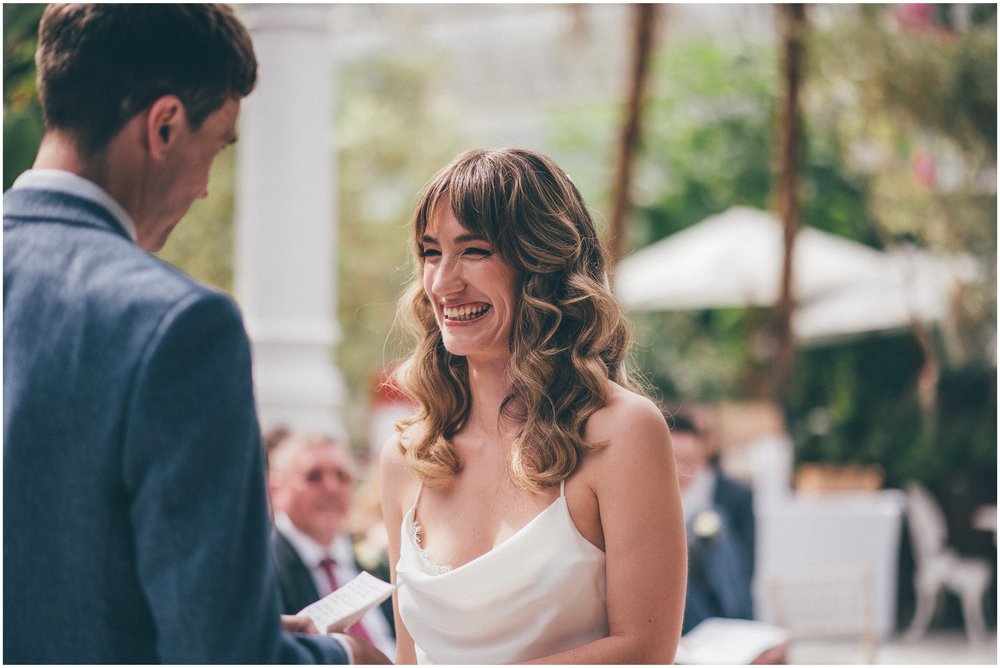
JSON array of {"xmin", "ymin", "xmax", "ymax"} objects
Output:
[{"xmin": 234, "ymin": 4, "xmax": 346, "ymax": 437}]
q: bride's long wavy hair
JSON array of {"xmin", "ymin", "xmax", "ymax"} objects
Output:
[{"xmin": 393, "ymin": 148, "xmax": 644, "ymax": 491}]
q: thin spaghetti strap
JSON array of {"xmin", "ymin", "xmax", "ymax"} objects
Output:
[
  {"xmin": 559, "ymin": 479, "xmax": 566, "ymax": 498},
  {"xmin": 412, "ymin": 482, "xmax": 425, "ymax": 509}
]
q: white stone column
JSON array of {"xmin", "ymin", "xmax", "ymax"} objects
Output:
[{"xmin": 234, "ymin": 4, "xmax": 346, "ymax": 437}]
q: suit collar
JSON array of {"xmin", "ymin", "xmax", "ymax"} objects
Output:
[
  {"xmin": 273, "ymin": 512, "xmax": 355, "ymax": 569},
  {"xmin": 11, "ymin": 170, "xmax": 137, "ymax": 241},
  {"xmin": 682, "ymin": 466, "xmax": 718, "ymax": 522},
  {"xmin": 4, "ymin": 183, "xmax": 134, "ymax": 244}
]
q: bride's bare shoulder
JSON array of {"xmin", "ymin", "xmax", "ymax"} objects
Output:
[
  {"xmin": 590, "ymin": 383, "xmax": 666, "ymax": 436},
  {"xmin": 379, "ymin": 422, "xmax": 424, "ymax": 509},
  {"xmin": 584, "ymin": 383, "xmax": 671, "ymax": 463},
  {"xmin": 581, "ymin": 383, "xmax": 674, "ymax": 495}
]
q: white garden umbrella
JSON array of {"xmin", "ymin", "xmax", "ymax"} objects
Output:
[
  {"xmin": 614, "ymin": 205, "xmax": 889, "ymax": 311},
  {"xmin": 614, "ymin": 206, "xmax": 970, "ymax": 343},
  {"xmin": 792, "ymin": 245, "xmax": 978, "ymax": 344}
]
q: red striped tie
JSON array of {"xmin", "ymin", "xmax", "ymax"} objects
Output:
[{"xmin": 318, "ymin": 557, "xmax": 373, "ymax": 643}]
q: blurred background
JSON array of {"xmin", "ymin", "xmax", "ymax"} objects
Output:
[{"xmin": 5, "ymin": 3, "xmax": 996, "ymax": 663}]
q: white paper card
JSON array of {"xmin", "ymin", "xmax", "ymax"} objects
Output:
[
  {"xmin": 297, "ymin": 571, "xmax": 397, "ymax": 633},
  {"xmin": 675, "ymin": 617, "xmax": 789, "ymax": 665}
]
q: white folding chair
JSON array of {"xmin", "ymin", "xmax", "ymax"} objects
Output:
[{"xmin": 904, "ymin": 482, "xmax": 993, "ymax": 644}]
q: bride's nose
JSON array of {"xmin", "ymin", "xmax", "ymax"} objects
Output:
[{"xmin": 431, "ymin": 257, "xmax": 465, "ymax": 296}]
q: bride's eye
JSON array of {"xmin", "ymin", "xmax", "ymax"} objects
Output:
[{"xmin": 464, "ymin": 247, "xmax": 493, "ymax": 258}]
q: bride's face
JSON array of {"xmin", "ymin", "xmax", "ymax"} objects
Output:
[{"xmin": 420, "ymin": 202, "xmax": 517, "ymax": 363}]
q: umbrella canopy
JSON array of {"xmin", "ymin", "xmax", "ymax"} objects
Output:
[
  {"xmin": 793, "ymin": 245, "xmax": 977, "ymax": 344},
  {"xmin": 614, "ymin": 206, "xmax": 889, "ymax": 312},
  {"xmin": 614, "ymin": 206, "xmax": 975, "ymax": 344}
]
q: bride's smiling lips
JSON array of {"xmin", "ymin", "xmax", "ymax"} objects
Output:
[{"xmin": 441, "ymin": 302, "xmax": 492, "ymax": 323}]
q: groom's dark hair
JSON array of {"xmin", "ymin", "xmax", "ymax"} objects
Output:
[{"xmin": 36, "ymin": 4, "xmax": 257, "ymax": 156}]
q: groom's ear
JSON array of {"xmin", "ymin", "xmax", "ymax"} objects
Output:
[{"xmin": 145, "ymin": 95, "xmax": 185, "ymax": 160}]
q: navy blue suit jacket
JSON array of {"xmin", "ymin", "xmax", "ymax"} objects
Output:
[
  {"xmin": 682, "ymin": 470, "xmax": 756, "ymax": 634},
  {"xmin": 3, "ymin": 187, "xmax": 349, "ymax": 664}
]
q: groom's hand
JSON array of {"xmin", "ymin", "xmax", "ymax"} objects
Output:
[
  {"xmin": 338, "ymin": 634, "xmax": 392, "ymax": 664},
  {"xmin": 281, "ymin": 614, "xmax": 319, "ymax": 634}
]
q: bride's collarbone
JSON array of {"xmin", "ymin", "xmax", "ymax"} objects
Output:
[
  {"xmin": 423, "ymin": 474, "xmax": 558, "ymax": 534},
  {"xmin": 437, "ymin": 475, "xmax": 552, "ymax": 509},
  {"xmin": 418, "ymin": 491, "xmax": 560, "ymax": 566}
]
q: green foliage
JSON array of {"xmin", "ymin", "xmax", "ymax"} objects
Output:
[
  {"xmin": 806, "ymin": 358, "xmax": 999, "ymax": 498},
  {"xmin": 797, "ymin": 5, "xmax": 997, "ymax": 487},
  {"xmin": 3, "ymin": 4, "xmax": 45, "ymax": 189},
  {"xmin": 933, "ymin": 365, "xmax": 998, "ymax": 493},
  {"xmin": 546, "ymin": 102, "xmax": 620, "ymax": 237},
  {"xmin": 636, "ymin": 42, "xmax": 779, "ymax": 247},
  {"xmin": 552, "ymin": 40, "xmax": 787, "ymax": 407},
  {"xmin": 554, "ymin": 14, "xmax": 995, "ymax": 491},
  {"xmin": 630, "ymin": 307, "xmax": 769, "ymax": 403},
  {"xmin": 155, "ymin": 149, "xmax": 237, "ymax": 293},
  {"xmin": 840, "ymin": 4, "xmax": 997, "ymax": 157},
  {"xmin": 335, "ymin": 53, "xmax": 467, "ymax": 437},
  {"xmin": 786, "ymin": 333, "xmax": 925, "ymax": 472},
  {"xmin": 809, "ymin": 6, "xmax": 997, "ymax": 368},
  {"xmin": 555, "ymin": 36, "xmax": 881, "ymax": 406}
]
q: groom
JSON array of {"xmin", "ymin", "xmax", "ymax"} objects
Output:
[{"xmin": 3, "ymin": 5, "xmax": 386, "ymax": 664}]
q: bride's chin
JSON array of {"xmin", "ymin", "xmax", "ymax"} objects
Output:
[{"xmin": 439, "ymin": 339, "xmax": 467, "ymax": 357}]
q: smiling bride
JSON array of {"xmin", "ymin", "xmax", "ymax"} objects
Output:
[{"xmin": 380, "ymin": 148, "xmax": 687, "ymax": 664}]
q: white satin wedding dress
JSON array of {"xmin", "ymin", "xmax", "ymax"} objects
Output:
[{"xmin": 396, "ymin": 480, "xmax": 608, "ymax": 664}]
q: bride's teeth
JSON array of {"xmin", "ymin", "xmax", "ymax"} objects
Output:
[{"xmin": 445, "ymin": 304, "xmax": 488, "ymax": 320}]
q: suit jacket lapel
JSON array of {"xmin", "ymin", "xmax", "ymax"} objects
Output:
[{"xmin": 271, "ymin": 529, "xmax": 321, "ymax": 614}]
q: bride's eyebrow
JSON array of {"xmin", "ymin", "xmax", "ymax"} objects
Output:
[{"xmin": 420, "ymin": 233, "xmax": 489, "ymax": 245}]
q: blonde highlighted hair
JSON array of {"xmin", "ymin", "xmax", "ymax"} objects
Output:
[{"xmin": 394, "ymin": 148, "xmax": 644, "ymax": 491}]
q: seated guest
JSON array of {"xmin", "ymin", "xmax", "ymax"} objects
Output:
[
  {"xmin": 268, "ymin": 431, "xmax": 396, "ymax": 657},
  {"xmin": 670, "ymin": 410, "xmax": 755, "ymax": 634}
]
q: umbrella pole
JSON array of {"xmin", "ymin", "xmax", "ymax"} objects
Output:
[
  {"xmin": 608, "ymin": 3, "xmax": 658, "ymax": 269},
  {"xmin": 771, "ymin": 3, "xmax": 807, "ymax": 402}
]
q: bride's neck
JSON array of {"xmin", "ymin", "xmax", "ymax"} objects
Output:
[{"xmin": 464, "ymin": 359, "xmax": 514, "ymax": 439}]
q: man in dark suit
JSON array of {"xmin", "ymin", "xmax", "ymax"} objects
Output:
[
  {"xmin": 669, "ymin": 411, "xmax": 756, "ymax": 634},
  {"xmin": 3, "ymin": 5, "xmax": 386, "ymax": 663},
  {"xmin": 268, "ymin": 432, "xmax": 396, "ymax": 657}
]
